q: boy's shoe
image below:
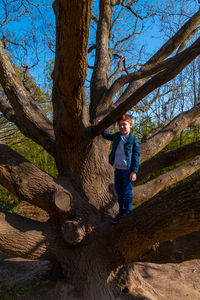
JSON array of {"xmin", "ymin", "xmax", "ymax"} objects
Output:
[{"xmin": 111, "ymin": 213, "xmax": 123, "ymax": 224}]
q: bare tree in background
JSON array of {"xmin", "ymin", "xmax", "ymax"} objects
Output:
[{"xmin": 0, "ymin": 1, "xmax": 200, "ymax": 298}]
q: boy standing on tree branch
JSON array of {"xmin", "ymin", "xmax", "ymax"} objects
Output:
[{"xmin": 100, "ymin": 114, "xmax": 140, "ymax": 223}]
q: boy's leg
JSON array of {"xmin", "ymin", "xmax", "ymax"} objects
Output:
[
  {"xmin": 114, "ymin": 169, "xmax": 124, "ymax": 216},
  {"xmin": 121, "ymin": 170, "xmax": 134, "ymax": 215}
]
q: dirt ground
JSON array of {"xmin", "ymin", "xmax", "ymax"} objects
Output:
[{"xmin": 0, "ymin": 252, "xmax": 200, "ymax": 300}]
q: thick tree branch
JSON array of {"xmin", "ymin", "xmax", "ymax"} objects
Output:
[
  {"xmin": 0, "ymin": 212, "xmax": 67, "ymax": 261},
  {"xmin": 0, "ymin": 97, "xmax": 18, "ymax": 122},
  {"xmin": 52, "ymin": 0, "xmax": 92, "ymax": 135},
  {"xmin": 134, "ymin": 155, "xmax": 200, "ymax": 204},
  {"xmin": 177, "ymin": 26, "xmax": 200, "ymax": 54},
  {"xmin": 0, "ymin": 41, "xmax": 55, "ymax": 157},
  {"xmin": 0, "ymin": 141, "xmax": 72, "ymax": 215},
  {"xmin": 89, "ymin": 0, "xmax": 111, "ymax": 122},
  {"xmin": 91, "ymin": 38, "xmax": 200, "ymax": 136},
  {"xmin": 137, "ymin": 140, "xmax": 200, "ymax": 184},
  {"xmin": 140, "ymin": 231, "xmax": 200, "ymax": 264},
  {"xmin": 107, "ymin": 55, "xmax": 125, "ymax": 84},
  {"xmin": 140, "ymin": 104, "xmax": 200, "ymax": 163},
  {"xmin": 109, "ymin": 175, "xmax": 200, "ymax": 266},
  {"xmin": 0, "ymin": 97, "xmax": 40, "ymax": 142},
  {"xmin": 190, "ymin": 116, "xmax": 200, "ymax": 126}
]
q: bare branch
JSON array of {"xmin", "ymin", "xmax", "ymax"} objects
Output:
[
  {"xmin": 106, "ymin": 56, "xmax": 173, "ymax": 105},
  {"xmin": 134, "ymin": 155, "xmax": 200, "ymax": 204},
  {"xmin": 88, "ymin": 44, "xmax": 96, "ymax": 53},
  {"xmin": 121, "ymin": 3, "xmax": 156, "ymax": 20},
  {"xmin": 108, "ymin": 55, "xmax": 125, "ymax": 84},
  {"xmin": 137, "ymin": 140, "xmax": 200, "ymax": 184},
  {"xmin": 109, "ymin": 175, "xmax": 200, "ymax": 265},
  {"xmin": 146, "ymin": 9, "xmax": 200, "ymax": 66},
  {"xmin": 0, "ymin": 41, "xmax": 56, "ymax": 156},
  {"xmin": 140, "ymin": 104, "xmax": 200, "ymax": 163},
  {"xmin": 91, "ymin": 38, "xmax": 200, "ymax": 137},
  {"xmin": 2, "ymin": 36, "xmax": 32, "ymax": 47},
  {"xmin": 111, "ymin": 18, "xmax": 140, "ymax": 52},
  {"xmin": 111, "ymin": 9, "xmax": 200, "ymax": 109},
  {"xmin": 0, "ymin": 97, "xmax": 45, "ymax": 144}
]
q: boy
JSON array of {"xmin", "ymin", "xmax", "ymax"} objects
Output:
[{"xmin": 101, "ymin": 114, "xmax": 140, "ymax": 223}]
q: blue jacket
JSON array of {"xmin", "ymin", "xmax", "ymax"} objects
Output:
[{"xmin": 102, "ymin": 130, "xmax": 140, "ymax": 173}]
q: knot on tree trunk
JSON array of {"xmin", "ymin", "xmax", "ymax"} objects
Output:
[{"xmin": 61, "ymin": 220, "xmax": 86, "ymax": 245}]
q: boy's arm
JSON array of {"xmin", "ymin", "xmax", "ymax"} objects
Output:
[
  {"xmin": 96, "ymin": 120, "xmax": 114, "ymax": 141},
  {"xmin": 101, "ymin": 130, "xmax": 114, "ymax": 141},
  {"xmin": 130, "ymin": 140, "xmax": 140, "ymax": 174}
]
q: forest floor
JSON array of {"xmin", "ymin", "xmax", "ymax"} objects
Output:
[{"xmin": 1, "ymin": 202, "xmax": 200, "ymax": 300}]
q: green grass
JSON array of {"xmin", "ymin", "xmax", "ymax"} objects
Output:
[{"xmin": 0, "ymin": 279, "xmax": 50, "ymax": 299}]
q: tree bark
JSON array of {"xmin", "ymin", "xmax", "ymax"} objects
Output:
[
  {"xmin": 140, "ymin": 231, "xmax": 200, "ymax": 264},
  {"xmin": 110, "ymin": 175, "xmax": 200, "ymax": 265},
  {"xmin": 52, "ymin": 0, "xmax": 92, "ymax": 135},
  {"xmin": 134, "ymin": 155, "xmax": 200, "ymax": 204},
  {"xmin": 137, "ymin": 140, "xmax": 200, "ymax": 184},
  {"xmin": 51, "ymin": 0, "xmax": 94, "ymax": 178},
  {"xmin": 0, "ymin": 140, "xmax": 72, "ymax": 215},
  {"xmin": 0, "ymin": 212, "xmax": 66, "ymax": 261},
  {"xmin": 90, "ymin": 0, "xmax": 112, "ymax": 123}
]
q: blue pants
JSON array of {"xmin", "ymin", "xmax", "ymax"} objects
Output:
[{"xmin": 114, "ymin": 168, "xmax": 134, "ymax": 216}]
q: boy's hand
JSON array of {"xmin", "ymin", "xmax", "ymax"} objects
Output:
[{"xmin": 130, "ymin": 172, "xmax": 137, "ymax": 182}]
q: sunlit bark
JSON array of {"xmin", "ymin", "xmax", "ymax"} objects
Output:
[
  {"xmin": 134, "ymin": 155, "xmax": 200, "ymax": 204},
  {"xmin": 137, "ymin": 140, "xmax": 200, "ymax": 184}
]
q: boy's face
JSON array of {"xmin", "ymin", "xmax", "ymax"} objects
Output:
[{"xmin": 118, "ymin": 120, "xmax": 132, "ymax": 136}]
